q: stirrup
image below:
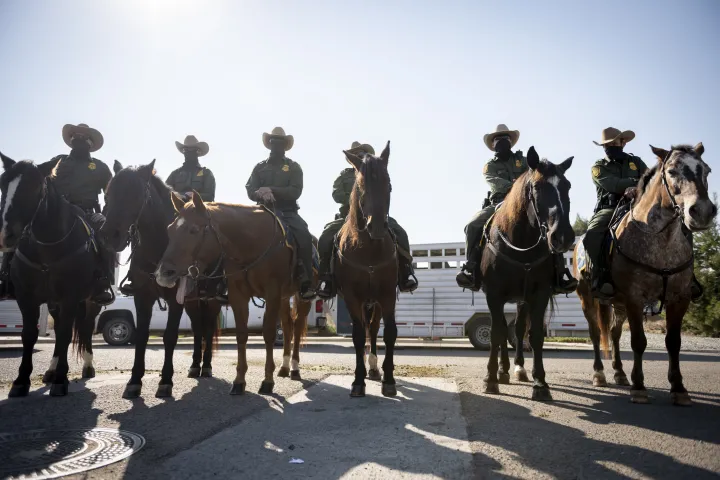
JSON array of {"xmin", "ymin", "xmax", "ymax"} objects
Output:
[{"xmin": 399, "ymin": 275, "xmax": 418, "ymax": 293}]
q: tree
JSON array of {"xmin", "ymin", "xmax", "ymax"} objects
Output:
[
  {"xmin": 573, "ymin": 214, "xmax": 589, "ymax": 237},
  {"xmin": 684, "ymin": 194, "xmax": 720, "ymax": 336}
]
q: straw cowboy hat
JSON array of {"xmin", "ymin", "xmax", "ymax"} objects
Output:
[
  {"xmin": 483, "ymin": 124, "xmax": 520, "ymax": 151},
  {"xmin": 593, "ymin": 127, "xmax": 636, "ymax": 146},
  {"xmin": 175, "ymin": 135, "xmax": 209, "ymax": 156},
  {"xmin": 262, "ymin": 127, "xmax": 294, "ymax": 151},
  {"xmin": 62, "ymin": 123, "xmax": 104, "ymax": 152},
  {"xmin": 348, "ymin": 141, "xmax": 375, "ymax": 155}
]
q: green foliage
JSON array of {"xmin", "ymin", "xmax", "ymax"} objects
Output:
[
  {"xmin": 684, "ymin": 194, "xmax": 720, "ymax": 337},
  {"xmin": 573, "ymin": 214, "xmax": 589, "ymax": 236}
]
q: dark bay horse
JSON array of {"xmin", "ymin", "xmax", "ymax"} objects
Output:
[
  {"xmin": 154, "ymin": 193, "xmax": 312, "ymax": 395},
  {"xmin": 100, "ymin": 160, "xmax": 221, "ymax": 398},
  {"xmin": 1, "ymin": 153, "xmax": 101, "ymax": 397},
  {"xmin": 574, "ymin": 143, "xmax": 715, "ymax": 405},
  {"xmin": 480, "ymin": 147, "xmax": 575, "ymax": 401},
  {"xmin": 335, "ymin": 141, "xmax": 399, "ymax": 398}
]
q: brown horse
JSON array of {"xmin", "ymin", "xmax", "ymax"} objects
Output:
[
  {"xmin": 154, "ymin": 193, "xmax": 312, "ymax": 395},
  {"xmin": 335, "ymin": 141, "xmax": 399, "ymax": 398},
  {"xmin": 573, "ymin": 143, "xmax": 715, "ymax": 405}
]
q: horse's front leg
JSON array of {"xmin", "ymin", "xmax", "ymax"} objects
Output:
[
  {"xmin": 368, "ymin": 306, "xmax": 382, "ymax": 382},
  {"xmin": 278, "ymin": 299, "xmax": 293, "ymax": 378},
  {"xmin": 529, "ymin": 296, "xmax": 552, "ymax": 402},
  {"xmin": 484, "ymin": 297, "xmax": 506, "ymax": 394},
  {"xmin": 611, "ymin": 309, "xmax": 630, "ymax": 386},
  {"xmin": 258, "ymin": 299, "xmax": 280, "ymax": 395},
  {"xmin": 627, "ymin": 303, "xmax": 649, "ymax": 404},
  {"xmin": 201, "ymin": 301, "xmax": 218, "ymax": 377},
  {"xmin": 498, "ymin": 316, "xmax": 510, "ymax": 384},
  {"xmin": 9, "ymin": 298, "xmax": 41, "ymax": 397},
  {"xmin": 156, "ymin": 300, "xmax": 183, "ymax": 398},
  {"xmin": 381, "ymin": 305, "xmax": 398, "ymax": 397},
  {"xmin": 229, "ymin": 294, "xmax": 249, "ymax": 395},
  {"xmin": 666, "ymin": 299, "xmax": 692, "ymax": 406},
  {"xmin": 81, "ymin": 303, "xmax": 99, "ymax": 379},
  {"xmin": 42, "ymin": 304, "xmax": 60, "ymax": 383},
  {"xmin": 349, "ymin": 302, "xmax": 367, "ymax": 397},
  {"xmin": 186, "ymin": 302, "xmax": 203, "ymax": 378},
  {"xmin": 123, "ymin": 294, "xmax": 153, "ymax": 399},
  {"xmin": 513, "ymin": 306, "xmax": 530, "ymax": 382},
  {"xmin": 290, "ymin": 298, "xmax": 309, "ymax": 381},
  {"xmin": 49, "ymin": 303, "xmax": 77, "ymax": 397}
]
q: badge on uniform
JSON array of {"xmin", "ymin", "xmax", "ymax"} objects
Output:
[
  {"xmin": 282, "ymin": 165, "xmax": 290, "ymax": 172},
  {"xmin": 592, "ymin": 166, "xmax": 601, "ymax": 178},
  {"xmin": 196, "ymin": 169, "xmax": 204, "ymax": 176},
  {"xmin": 88, "ymin": 162, "xmax": 97, "ymax": 171},
  {"xmin": 629, "ymin": 162, "xmax": 637, "ymax": 171},
  {"xmin": 515, "ymin": 160, "xmax": 521, "ymax": 168}
]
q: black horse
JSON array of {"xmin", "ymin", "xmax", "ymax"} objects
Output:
[
  {"xmin": 1, "ymin": 153, "xmax": 102, "ymax": 397},
  {"xmin": 479, "ymin": 147, "xmax": 575, "ymax": 401},
  {"xmin": 100, "ymin": 160, "xmax": 221, "ymax": 399}
]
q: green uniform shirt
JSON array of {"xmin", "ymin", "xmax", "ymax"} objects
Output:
[
  {"xmin": 591, "ymin": 154, "xmax": 648, "ymax": 209},
  {"xmin": 245, "ymin": 157, "xmax": 303, "ymax": 211},
  {"xmin": 166, "ymin": 164, "xmax": 216, "ymax": 202},
  {"xmin": 332, "ymin": 167, "xmax": 355, "ymax": 217},
  {"xmin": 52, "ymin": 154, "xmax": 112, "ymax": 212},
  {"xmin": 483, "ymin": 150, "xmax": 528, "ymax": 203}
]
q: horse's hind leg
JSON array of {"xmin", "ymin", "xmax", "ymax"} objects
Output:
[
  {"xmin": 9, "ymin": 300, "xmax": 41, "ymax": 397},
  {"xmin": 627, "ymin": 303, "xmax": 649, "ymax": 404},
  {"xmin": 186, "ymin": 303, "xmax": 202, "ymax": 378},
  {"xmin": 368, "ymin": 305, "xmax": 381, "ymax": 382},
  {"xmin": 484, "ymin": 298, "xmax": 506, "ymax": 395},
  {"xmin": 278, "ymin": 300, "xmax": 293, "ymax": 378},
  {"xmin": 513, "ymin": 307, "xmax": 530, "ymax": 382},
  {"xmin": 290, "ymin": 298, "xmax": 309, "ymax": 381},
  {"xmin": 611, "ymin": 308, "xmax": 629, "ymax": 386},
  {"xmin": 666, "ymin": 300, "xmax": 692, "ymax": 406},
  {"xmin": 529, "ymin": 297, "xmax": 552, "ymax": 402}
]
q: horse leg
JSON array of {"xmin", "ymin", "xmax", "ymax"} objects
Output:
[
  {"xmin": 529, "ymin": 297, "xmax": 552, "ymax": 402},
  {"xmin": 156, "ymin": 301, "xmax": 183, "ymax": 398},
  {"xmin": 9, "ymin": 299, "xmax": 40, "ymax": 397},
  {"xmin": 43, "ymin": 304, "xmax": 60, "ymax": 383},
  {"xmin": 123, "ymin": 295, "xmax": 153, "ymax": 399},
  {"xmin": 588, "ymin": 302, "xmax": 607, "ymax": 387},
  {"xmin": 258, "ymin": 299, "xmax": 280, "ymax": 395},
  {"xmin": 513, "ymin": 306, "xmax": 530, "ymax": 382},
  {"xmin": 349, "ymin": 301, "xmax": 367, "ymax": 397},
  {"xmin": 291, "ymin": 298, "xmax": 309, "ymax": 381},
  {"xmin": 611, "ymin": 309, "xmax": 629, "ymax": 386},
  {"xmin": 627, "ymin": 303, "xmax": 649, "ymax": 404},
  {"xmin": 186, "ymin": 303, "xmax": 202, "ymax": 378},
  {"xmin": 498, "ymin": 319, "xmax": 510, "ymax": 385},
  {"xmin": 229, "ymin": 294, "xmax": 249, "ymax": 395},
  {"xmin": 50, "ymin": 304, "xmax": 76, "ymax": 397},
  {"xmin": 368, "ymin": 306, "xmax": 381, "ymax": 382},
  {"xmin": 201, "ymin": 301, "xmax": 217, "ymax": 377},
  {"xmin": 81, "ymin": 303, "xmax": 99, "ymax": 379},
  {"xmin": 278, "ymin": 299, "xmax": 293, "ymax": 378},
  {"xmin": 666, "ymin": 300, "xmax": 691, "ymax": 406},
  {"xmin": 381, "ymin": 304, "xmax": 398, "ymax": 397},
  {"xmin": 484, "ymin": 298, "xmax": 506, "ymax": 394}
]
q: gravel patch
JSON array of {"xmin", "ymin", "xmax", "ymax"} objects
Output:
[{"xmin": 619, "ymin": 332, "xmax": 720, "ymax": 352}]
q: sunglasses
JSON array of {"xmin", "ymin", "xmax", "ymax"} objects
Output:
[
  {"xmin": 71, "ymin": 134, "xmax": 93, "ymax": 146},
  {"xmin": 182, "ymin": 147, "xmax": 199, "ymax": 153}
]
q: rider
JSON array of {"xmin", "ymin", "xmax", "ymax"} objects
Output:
[
  {"xmin": 245, "ymin": 127, "xmax": 316, "ymax": 300},
  {"xmin": 315, "ymin": 141, "xmax": 418, "ymax": 298},
  {"xmin": 0, "ymin": 123, "xmax": 114, "ymax": 304},
  {"xmin": 119, "ymin": 135, "xmax": 217, "ymax": 297},
  {"xmin": 584, "ymin": 127, "xmax": 703, "ymax": 300},
  {"xmin": 456, "ymin": 124, "xmax": 578, "ymax": 294}
]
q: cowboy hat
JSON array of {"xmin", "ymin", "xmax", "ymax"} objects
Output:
[
  {"xmin": 348, "ymin": 141, "xmax": 375, "ymax": 155},
  {"xmin": 62, "ymin": 123, "xmax": 104, "ymax": 152},
  {"xmin": 175, "ymin": 135, "xmax": 209, "ymax": 156},
  {"xmin": 593, "ymin": 127, "xmax": 636, "ymax": 146},
  {"xmin": 262, "ymin": 127, "xmax": 294, "ymax": 151},
  {"xmin": 483, "ymin": 124, "xmax": 520, "ymax": 151}
]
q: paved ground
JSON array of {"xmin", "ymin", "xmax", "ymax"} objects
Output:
[{"xmin": 1, "ymin": 337, "xmax": 719, "ymax": 479}]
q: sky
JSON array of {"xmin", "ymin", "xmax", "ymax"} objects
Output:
[{"xmin": 1, "ymin": 0, "xmax": 719, "ymax": 269}]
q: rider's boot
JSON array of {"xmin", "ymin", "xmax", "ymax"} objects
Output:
[
  {"xmin": 590, "ymin": 263, "xmax": 614, "ymax": 300},
  {"xmin": 298, "ymin": 262, "xmax": 316, "ymax": 300},
  {"xmin": 316, "ymin": 274, "xmax": 336, "ymax": 299},
  {"xmin": 398, "ymin": 256, "xmax": 418, "ymax": 293},
  {"xmin": 456, "ymin": 247, "xmax": 482, "ymax": 292},
  {"xmin": 552, "ymin": 253, "xmax": 578, "ymax": 295},
  {"xmin": 92, "ymin": 279, "xmax": 115, "ymax": 306},
  {"xmin": 119, "ymin": 281, "xmax": 135, "ymax": 297},
  {"xmin": 214, "ymin": 277, "xmax": 229, "ymax": 304}
]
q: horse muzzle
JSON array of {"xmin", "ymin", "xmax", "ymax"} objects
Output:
[{"xmin": 154, "ymin": 263, "xmax": 180, "ymax": 288}]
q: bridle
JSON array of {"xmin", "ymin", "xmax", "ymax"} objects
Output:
[{"xmin": 628, "ymin": 151, "xmax": 684, "ymax": 234}]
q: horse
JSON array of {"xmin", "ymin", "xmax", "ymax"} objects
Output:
[
  {"xmin": 333, "ymin": 141, "xmax": 399, "ymax": 398},
  {"xmin": 154, "ymin": 192, "xmax": 313, "ymax": 395},
  {"xmin": 0, "ymin": 153, "xmax": 102, "ymax": 397},
  {"xmin": 479, "ymin": 147, "xmax": 575, "ymax": 401},
  {"xmin": 99, "ymin": 160, "xmax": 222, "ymax": 398},
  {"xmin": 573, "ymin": 143, "xmax": 715, "ymax": 405}
]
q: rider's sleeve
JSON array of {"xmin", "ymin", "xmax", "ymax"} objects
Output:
[
  {"xmin": 593, "ymin": 163, "xmax": 636, "ymax": 194},
  {"xmin": 245, "ymin": 165, "xmax": 261, "ymax": 202},
  {"xmin": 271, "ymin": 162, "xmax": 303, "ymax": 201},
  {"xmin": 483, "ymin": 161, "xmax": 513, "ymax": 196},
  {"xmin": 200, "ymin": 168, "xmax": 216, "ymax": 202},
  {"xmin": 331, "ymin": 171, "xmax": 347, "ymax": 205}
]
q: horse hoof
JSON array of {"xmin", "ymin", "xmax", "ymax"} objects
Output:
[
  {"xmin": 498, "ymin": 373, "xmax": 511, "ymax": 385},
  {"xmin": 615, "ymin": 374, "xmax": 630, "ymax": 387},
  {"xmin": 290, "ymin": 370, "xmax": 302, "ymax": 381},
  {"xmin": 155, "ymin": 384, "xmax": 173, "ymax": 398},
  {"xmin": 258, "ymin": 381, "xmax": 274, "ymax": 395},
  {"xmin": 671, "ymin": 392, "xmax": 692, "ymax": 406},
  {"xmin": 82, "ymin": 366, "xmax": 96, "ymax": 379},
  {"xmin": 230, "ymin": 383, "xmax": 246, "ymax": 395},
  {"xmin": 200, "ymin": 368, "xmax": 212, "ymax": 378},
  {"xmin": 187, "ymin": 367, "xmax": 201, "ymax": 378},
  {"xmin": 278, "ymin": 367, "xmax": 290, "ymax": 378},
  {"xmin": 514, "ymin": 367, "xmax": 530, "ymax": 382},
  {"xmin": 350, "ymin": 385, "xmax": 366, "ymax": 397},
  {"xmin": 367, "ymin": 369, "xmax": 382, "ymax": 381},
  {"xmin": 8, "ymin": 384, "xmax": 30, "ymax": 397},
  {"xmin": 532, "ymin": 386, "xmax": 553, "ymax": 402},
  {"xmin": 42, "ymin": 370, "xmax": 54, "ymax": 384},
  {"xmin": 630, "ymin": 389, "xmax": 650, "ymax": 404},
  {"xmin": 49, "ymin": 383, "xmax": 69, "ymax": 397},
  {"xmin": 593, "ymin": 372, "xmax": 608, "ymax": 387},
  {"xmin": 483, "ymin": 380, "xmax": 500, "ymax": 395},
  {"xmin": 382, "ymin": 383, "xmax": 397, "ymax": 397},
  {"xmin": 122, "ymin": 384, "xmax": 142, "ymax": 399}
]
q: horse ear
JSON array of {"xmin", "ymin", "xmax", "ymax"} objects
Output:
[
  {"xmin": 113, "ymin": 160, "xmax": 123, "ymax": 174},
  {"xmin": 557, "ymin": 156, "xmax": 574, "ymax": 175},
  {"xmin": 693, "ymin": 142, "xmax": 704, "ymax": 157},
  {"xmin": 380, "ymin": 141, "xmax": 390, "ymax": 164},
  {"xmin": 138, "ymin": 159, "xmax": 156, "ymax": 182},
  {"xmin": 38, "ymin": 158, "xmax": 60, "ymax": 178},
  {"xmin": 171, "ymin": 191, "xmax": 185, "ymax": 212},
  {"xmin": 0, "ymin": 152, "xmax": 16, "ymax": 171},
  {"xmin": 650, "ymin": 145, "xmax": 670, "ymax": 163},
  {"xmin": 192, "ymin": 190, "xmax": 206, "ymax": 213},
  {"xmin": 344, "ymin": 150, "xmax": 363, "ymax": 171},
  {"xmin": 527, "ymin": 146, "xmax": 539, "ymax": 170}
]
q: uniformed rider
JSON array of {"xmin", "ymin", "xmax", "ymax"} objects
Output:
[
  {"xmin": 456, "ymin": 124, "xmax": 578, "ymax": 294},
  {"xmin": 245, "ymin": 127, "xmax": 316, "ymax": 300},
  {"xmin": 315, "ymin": 141, "xmax": 418, "ymax": 298}
]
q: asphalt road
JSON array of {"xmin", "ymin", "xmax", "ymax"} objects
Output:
[{"xmin": 1, "ymin": 339, "xmax": 719, "ymax": 479}]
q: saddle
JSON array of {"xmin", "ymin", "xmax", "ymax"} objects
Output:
[
  {"xmin": 261, "ymin": 205, "xmax": 319, "ymax": 274},
  {"xmin": 576, "ymin": 198, "xmax": 632, "ymax": 277}
]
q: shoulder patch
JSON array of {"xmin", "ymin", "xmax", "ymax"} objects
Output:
[
  {"xmin": 196, "ymin": 169, "xmax": 204, "ymax": 176},
  {"xmin": 483, "ymin": 163, "xmax": 490, "ymax": 175},
  {"xmin": 592, "ymin": 166, "xmax": 601, "ymax": 178}
]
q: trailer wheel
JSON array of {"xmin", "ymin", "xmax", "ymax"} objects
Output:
[{"xmin": 468, "ymin": 316, "xmax": 492, "ymax": 350}]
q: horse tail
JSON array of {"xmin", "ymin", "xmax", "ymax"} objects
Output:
[
  {"xmin": 596, "ymin": 301, "xmax": 611, "ymax": 357},
  {"xmin": 72, "ymin": 302, "xmax": 93, "ymax": 358}
]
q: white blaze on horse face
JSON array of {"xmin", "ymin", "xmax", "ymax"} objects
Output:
[
  {"xmin": 546, "ymin": 176, "xmax": 564, "ymax": 216},
  {"xmin": 0, "ymin": 175, "xmax": 21, "ymax": 245},
  {"xmin": 176, "ymin": 218, "xmax": 185, "ymax": 227}
]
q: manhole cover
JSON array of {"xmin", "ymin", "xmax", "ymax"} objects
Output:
[{"xmin": 0, "ymin": 428, "xmax": 145, "ymax": 479}]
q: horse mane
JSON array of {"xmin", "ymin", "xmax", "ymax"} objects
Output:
[
  {"xmin": 493, "ymin": 169, "xmax": 540, "ymax": 233},
  {"xmin": 636, "ymin": 164, "xmax": 659, "ymax": 199},
  {"xmin": 338, "ymin": 155, "xmax": 388, "ymax": 250}
]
